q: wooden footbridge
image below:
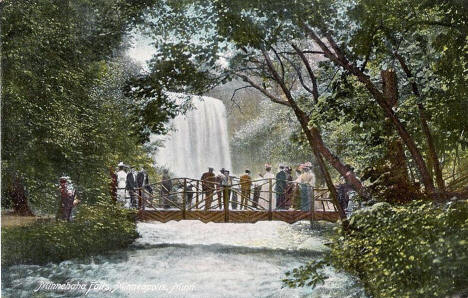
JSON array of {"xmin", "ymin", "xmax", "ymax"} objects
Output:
[{"xmin": 132, "ymin": 177, "xmax": 340, "ymax": 224}]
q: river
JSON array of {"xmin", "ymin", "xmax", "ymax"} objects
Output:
[{"xmin": 2, "ymin": 221, "xmax": 366, "ymax": 297}]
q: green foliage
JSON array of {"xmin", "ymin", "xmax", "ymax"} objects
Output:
[
  {"xmin": 328, "ymin": 200, "xmax": 468, "ymax": 297},
  {"xmin": 230, "ymin": 99, "xmax": 318, "ymax": 176},
  {"xmin": 282, "ymin": 260, "xmax": 328, "ymax": 289},
  {"xmin": 1, "ymin": 204, "xmax": 139, "ymax": 266},
  {"xmin": 141, "ymin": 0, "xmax": 468, "ymax": 194},
  {"xmin": 283, "ymin": 200, "xmax": 468, "ymax": 296},
  {"xmin": 1, "ymin": 0, "xmax": 175, "ymax": 212}
]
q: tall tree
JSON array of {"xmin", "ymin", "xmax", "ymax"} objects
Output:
[
  {"xmin": 1, "ymin": 0, "xmax": 178, "ymax": 211},
  {"xmin": 138, "ymin": 0, "xmax": 467, "ymax": 200}
]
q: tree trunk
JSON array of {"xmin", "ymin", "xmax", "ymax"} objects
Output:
[
  {"xmin": 418, "ymin": 103, "xmax": 445, "ymax": 192},
  {"xmin": 261, "ymin": 49, "xmax": 370, "ymax": 209},
  {"xmin": 7, "ymin": 174, "xmax": 34, "ymax": 216},
  {"xmin": 310, "ymin": 143, "xmax": 347, "ymax": 220},
  {"xmin": 302, "ymin": 26, "xmax": 436, "ymax": 195},
  {"xmin": 347, "ymin": 66, "xmax": 436, "ymax": 195},
  {"xmin": 308, "ymin": 126, "xmax": 370, "ymax": 199},
  {"xmin": 295, "ymin": 111, "xmax": 347, "ymax": 220},
  {"xmin": 393, "ymin": 52, "xmax": 445, "ymax": 192},
  {"xmin": 381, "ymin": 69, "xmax": 412, "ymax": 187}
]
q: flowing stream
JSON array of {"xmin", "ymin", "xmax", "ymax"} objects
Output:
[{"xmin": 2, "ymin": 221, "xmax": 366, "ymax": 297}]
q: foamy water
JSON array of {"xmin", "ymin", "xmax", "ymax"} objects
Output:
[{"xmin": 2, "ymin": 221, "xmax": 366, "ymax": 297}]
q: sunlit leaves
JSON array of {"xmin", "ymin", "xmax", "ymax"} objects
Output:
[{"xmin": 330, "ymin": 199, "xmax": 468, "ymax": 297}]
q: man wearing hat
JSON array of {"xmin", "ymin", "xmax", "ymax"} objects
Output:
[
  {"xmin": 116, "ymin": 162, "xmax": 127, "ymax": 205},
  {"xmin": 275, "ymin": 165, "xmax": 287, "ymax": 209},
  {"xmin": 239, "ymin": 170, "xmax": 252, "ymax": 210},
  {"xmin": 57, "ymin": 176, "xmax": 76, "ymax": 221},
  {"xmin": 126, "ymin": 166, "xmax": 138, "ymax": 208},
  {"xmin": 215, "ymin": 168, "xmax": 225, "ymax": 209},
  {"xmin": 136, "ymin": 166, "xmax": 152, "ymax": 210},
  {"xmin": 201, "ymin": 167, "xmax": 216, "ymax": 210}
]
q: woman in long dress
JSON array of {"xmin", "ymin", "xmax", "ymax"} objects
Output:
[
  {"xmin": 116, "ymin": 162, "xmax": 127, "ymax": 206},
  {"xmin": 299, "ymin": 164, "xmax": 316, "ymax": 211},
  {"xmin": 293, "ymin": 168, "xmax": 302, "ymax": 209},
  {"xmin": 284, "ymin": 167, "xmax": 294, "ymax": 209},
  {"xmin": 259, "ymin": 164, "xmax": 275, "ymax": 210}
]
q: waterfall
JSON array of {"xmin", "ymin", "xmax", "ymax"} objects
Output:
[{"xmin": 150, "ymin": 93, "xmax": 232, "ymax": 179}]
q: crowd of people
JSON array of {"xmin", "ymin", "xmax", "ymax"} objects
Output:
[
  {"xmin": 195, "ymin": 163, "xmax": 316, "ymax": 211},
  {"xmin": 56, "ymin": 161, "xmax": 319, "ymax": 218},
  {"xmin": 110, "ymin": 162, "xmax": 153, "ymax": 209},
  {"xmin": 56, "ymin": 162, "xmax": 154, "ymax": 221}
]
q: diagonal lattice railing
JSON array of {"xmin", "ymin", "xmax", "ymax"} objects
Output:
[{"xmin": 122, "ymin": 177, "xmax": 339, "ymax": 223}]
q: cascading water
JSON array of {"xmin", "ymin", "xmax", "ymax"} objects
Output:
[{"xmin": 151, "ymin": 93, "xmax": 232, "ymax": 178}]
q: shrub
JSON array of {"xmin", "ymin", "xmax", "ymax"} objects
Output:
[
  {"xmin": 1, "ymin": 203, "xmax": 139, "ymax": 266},
  {"xmin": 329, "ymin": 199, "xmax": 468, "ymax": 297},
  {"xmin": 283, "ymin": 199, "xmax": 468, "ymax": 297}
]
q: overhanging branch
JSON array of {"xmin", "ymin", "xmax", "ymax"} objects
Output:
[{"xmin": 233, "ymin": 72, "xmax": 291, "ymax": 107}]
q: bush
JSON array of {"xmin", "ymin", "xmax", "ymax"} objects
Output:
[
  {"xmin": 329, "ymin": 199, "xmax": 468, "ymax": 297},
  {"xmin": 1, "ymin": 203, "xmax": 139, "ymax": 266}
]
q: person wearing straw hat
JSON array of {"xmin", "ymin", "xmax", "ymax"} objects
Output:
[{"xmin": 116, "ymin": 162, "xmax": 127, "ymax": 206}]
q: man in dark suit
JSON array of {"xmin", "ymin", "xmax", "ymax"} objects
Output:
[
  {"xmin": 275, "ymin": 165, "xmax": 287, "ymax": 209},
  {"xmin": 136, "ymin": 167, "xmax": 149, "ymax": 210},
  {"xmin": 126, "ymin": 167, "xmax": 137, "ymax": 208}
]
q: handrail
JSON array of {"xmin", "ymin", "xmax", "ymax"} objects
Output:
[{"xmin": 120, "ymin": 175, "xmax": 338, "ymax": 216}]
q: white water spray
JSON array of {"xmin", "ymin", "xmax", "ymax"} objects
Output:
[{"xmin": 151, "ymin": 93, "xmax": 232, "ymax": 178}]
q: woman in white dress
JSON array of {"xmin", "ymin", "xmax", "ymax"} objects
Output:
[
  {"xmin": 116, "ymin": 162, "xmax": 128, "ymax": 206},
  {"xmin": 259, "ymin": 164, "xmax": 275, "ymax": 210}
]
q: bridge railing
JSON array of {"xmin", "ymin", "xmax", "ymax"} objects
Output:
[{"xmin": 130, "ymin": 177, "xmax": 338, "ymax": 216}]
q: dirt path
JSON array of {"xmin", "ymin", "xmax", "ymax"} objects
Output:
[{"xmin": 1, "ymin": 212, "xmax": 54, "ymax": 228}]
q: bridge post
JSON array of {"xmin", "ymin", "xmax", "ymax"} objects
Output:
[
  {"xmin": 268, "ymin": 178, "xmax": 272, "ymax": 221},
  {"xmin": 223, "ymin": 185, "xmax": 230, "ymax": 222},
  {"xmin": 310, "ymin": 187, "xmax": 315, "ymax": 226},
  {"xmin": 182, "ymin": 178, "xmax": 187, "ymax": 219},
  {"xmin": 196, "ymin": 180, "xmax": 199, "ymax": 209}
]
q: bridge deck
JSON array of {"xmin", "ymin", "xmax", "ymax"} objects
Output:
[
  {"xmin": 132, "ymin": 177, "xmax": 343, "ymax": 224},
  {"xmin": 138, "ymin": 210, "xmax": 339, "ymax": 224}
]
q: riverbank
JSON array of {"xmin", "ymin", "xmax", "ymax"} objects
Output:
[{"xmin": 1, "ymin": 205, "xmax": 139, "ymax": 266}]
